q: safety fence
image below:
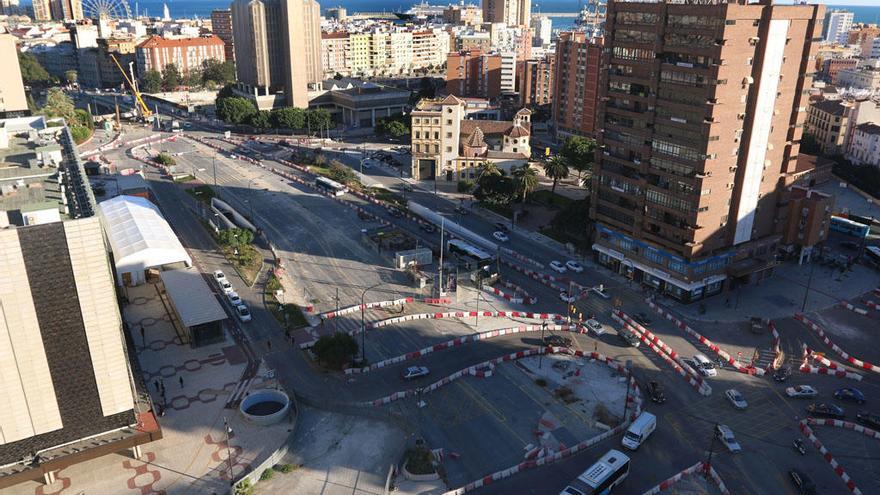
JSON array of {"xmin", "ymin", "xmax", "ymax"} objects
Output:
[
  {"xmin": 794, "ymin": 313, "xmax": 880, "ymax": 374},
  {"xmin": 798, "ymin": 418, "xmax": 872, "ymax": 495},
  {"xmin": 640, "ymin": 461, "xmax": 731, "ymax": 495}
]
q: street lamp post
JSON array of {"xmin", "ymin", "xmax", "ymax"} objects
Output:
[
  {"xmin": 539, "ymin": 320, "xmax": 548, "ymax": 369},
  {"xmin": 212, "ymin": 152, "xmax": 217, "ymax": 186},
  {"xmin": 360, "ymin": 282, "xmax": 384, "ymax": 363},
  {"xmin": 223, "ymin": 417, "xmax": 234, "ymax": 485}
]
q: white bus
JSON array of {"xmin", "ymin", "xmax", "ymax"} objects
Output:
[
  {"xmin": 315, "ymin": 176, "xmax": 347, "ymax": 196},
  {"xmin": 866, "ymin": 245, "xmax": 880, "ymax": 264},
  {"xmin": 559, "ymin": 449, "xmax": 630, "ymax": 495}
]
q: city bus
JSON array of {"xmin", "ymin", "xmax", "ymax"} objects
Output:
[
  {"xmin": 446, "ymin": 239, "xmax": 498, "ymax": 283},
  {"xmin": 315, "ymin": 176, "xmax": 347, "ymax": 196},
  {"xmin": 866, "ymin": 245, "xmax": 880, "ymax": 264},
  {"xmin": 559, "ymin": 449, "xmax": 630, "ymax": 495},
  {"xmin": 830, "ymin": 216, "xmax": 870, "ymax": 239}
]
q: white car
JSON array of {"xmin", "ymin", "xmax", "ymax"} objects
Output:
[
  {"xmin": 213, "ymin": 270, "xmax": 227, "ymax": 283},
  {"xmin": 559, "ymin": 291, "xmax": 576, "ymax": 303},
  {"xmin": 715, "ymin": 424, "xmax": 742, "ymax": 453},
  {"xmin": 549, "ymin": 261, "xmax": 567, "ymax": 273},
  {"xmin": 786, "ymin": 385, "xmax": 819, "ymax": 398},
  {"xmin": 586, "ymin": 319, "xmax": 605, "ymax": 336},
  {"xmin": 219, "ymin": 279, "xmax": 234, "ymax": 294},
  {"xmin": 402, "ymin": 366, "xmax": 429, "ymax": 379},
  {"xmin": 235, "ymin": 304, "xmax": 252, "ymax": 322},
  {"xmin": 492, "ymin": 231, "xmax": 509, "ymax": 242},
  {"xmin": 227, "ymin": 291, "xmax": 242, "ymax": 306},
  {"xmin": 725, "ymin": 389, "xmax": 748, "ymax": 410},
  {"xmin": 565, "ymin": 260, "xmax": 584, "ymax": 273}
]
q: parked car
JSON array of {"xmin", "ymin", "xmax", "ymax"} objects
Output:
[
  {"xmin": 645, "ymin": 381, "xmax": 666, "ymax": 403},
  {"xmin": 856, "ymin": 411, "xmax": 880, "ymax": 429},
  {"xmin": 773, "ymin": 366, "xmax": 792, "ymax": 382},
  {"xmin": 586, "ymin": 319, "xmax": 605, "ymax": 336},
  {"xmin": 493, "ymin": 231, "xmax": 510, "ymax": 242},
  {"xmin": 725, "ymin": 389, "xmax": 748, "ymax": 410},
  {"xmin": 789, "ymin": 469, "xmax": 817, "ymax": 495},
  {"xmin": 559, "ymin": 291, "xmax": 576, "ymax": 303},
  {"xmin": 565, "ymin": 260, "xmax": 584, "ymax": 273},
  {"xmin": 402, "ymin": 366, "xmax": 430, "ymax": 379},
  {"xmin": 544, "ymin": 334, "xmax": 573, "ymax": 347},
  {"xmin": 213, "ymin": 270, "xmax": 227, "ymax": 283},
  {"xmin": 633, "ymin": 312, "xmax": 652, "ymax": 326},
  {"xmin": 235, "ymin": 304, "xmax": 252, "ymax": 322},
  {"xmin": 786, "ymin": 385, "xmax": 819, "ymax": 399},
  {"xmin": 219, "ymin": 279, "xmax": 234, "ymax": 294},
  {"xmin": 549, "ymin": 260, "xmax": 567, "ymax": 273},
  {"xmin": 692, "ymin": 354, "xmax": 718, "ymax": 377},
  {"xmin": 715, "ymin": 424, "xmax": 741, "ymax": 453},
  {"xmin": 390, "ymin": 209, "xmax": 404, "ymax": 218},
  {"xmin": 806, "ymin": 403, "xmax": 845, "ymax": 419},
  {"xmin": 227, "ymin": 291, "xmax": 242, "ymax": 306},
  {"xmin": 834, "ymin": 387, "xmax": 866, "ymax": 404},
  {"xmin": 494, "ymin": 222, "xmax": 509, "ymax": 232},
  {"xmin": 618, "ymin": 328, "xmax": 640, "ymax": 347},
  {"xmin": 453, "ymin": 206, "xmax": 468, "ymax": 215},
  {"xmin": 421, "ymin": 223, "xmax": 436, "ymax": 233}
]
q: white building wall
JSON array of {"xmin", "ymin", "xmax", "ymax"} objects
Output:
[{"xmin": 825, "ymin": 11, "xmax": 853, "ymax": 45}]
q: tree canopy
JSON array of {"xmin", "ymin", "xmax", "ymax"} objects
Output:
[
  {"xmin": 312, "ymin": 332, "xmax": 359, "ymax": 369},
  {"xmin": 247, "ymin": 110, "xmax": 271, "ymax": 129},
  {"xmin": 216, "ymin": 96, "xmax": 257, "ymax": 124},
  {"xmin": 543, "ymin": 155, "xmax": 570, "ymax": 193},
  {"xmin": 40, "ymin": 88, "xmax": 75, "ymax": 120},
  {"xmin": 375, "ymin": 116, "xmax": 409, "ymax": 137},
  {"xmin": 18, "ymin": 52, "xmax": 51, "ymax": 85},
  {"xmin": 201, "ymin": 59, "xmax": 236, "ymax": 86},
  {"xmin": 512, "ymin": 164, "xmax": 539, "ymax": 203},
  {"xmin": 161, "ymin": 64, "xmax": 181, "ymax": 90},
  {"xmin": 271, "ymin": 107, "xmax": 306, "ymax": 129},
  {"xmin": 560, "ymin": 136, "xmax": 597, "ymax": 182},
  {"xmin": 474, "ymin": 174, "xmax": 516, "ymax": 206},
  {"xmin": 218, "ymin": 228, "xmax": 254, "ymax": 247},
  {"xmin": 140, "ymin": 70, "xmax": 162, "ymax": 93}
]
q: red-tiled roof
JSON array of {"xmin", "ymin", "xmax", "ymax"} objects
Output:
[
  {"xmin": 506, "ymin": 125, "xmax": 529, "ymax": 138},
  {"xmin": 137, "ymin": 35, "xmax": 224, "ymax": 49},
  {"xmin": 322, "ymin": 31, "xmax": 349, "ymax": 39}
]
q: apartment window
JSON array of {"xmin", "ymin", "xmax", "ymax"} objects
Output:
[
  {"xmin": 446, "ymin": 146, "xmax": 452, "ymax": 152},
  {"xmin": 646, "ymin": 188, "xmax": 694, "ymax": 212},
  {"xmin": 435, "ymin": 132, "xmax": 439, "ymax": 139},
  {"xmin": 652, "ymin": 139, "xmax": 706, "ymax": 162},
  {"xmin": 644, "ymin": 249, "xmax": 664, "ymax": 265},
  {"xmin": 660, "ymin": 70, "xmax": 707, "ymax": 87},
  {"xmin": 415, "ymin": 131, "xmax": 421, "ymax": 139},
  {"xmin": 446, "ymin": 132, "xmax": 452, "ymax": 138},
  {"xmin": 446, "ymin": 119, "xmax": 452, "ymax": 125},
  {"xmin": 612, "ymin": 46, "xmax": 655, "ymax": 61}
]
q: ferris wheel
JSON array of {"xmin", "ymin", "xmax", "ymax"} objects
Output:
[{"xmin": 82, "ymin": 0, "xmax": 132, "ymax": 20}]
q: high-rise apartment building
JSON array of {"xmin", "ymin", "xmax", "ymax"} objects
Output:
[
  {"xmin": 0, "ymin": 34, "xmax": 28, "ymax": 116},
  {"xmin": 552, "ymin": 32, "xmax": 602, "ymax": 139},
  {"xmin": 231, "ymin": 0, "xmax": 322, "ymax": 109},
  {"xmin": 211, "ymin": 9, "xmax": 235, "ymax": 64},
  {"xmin": 483, "ymin": 0, "xmax": 529, "ymax": 27},
  {"xmin": 31, "ymin": 0, "xmax": 51, "ymax": 20},
  {"xmin": 824, "ymin": 10, "xmax": 853, "ymax": 45},
  {"xmin": 46, "ymin": 0, "xmax": 82, "ymax": 20},
  {"xmin": 590, "ymin": 0, "xmax": 824, "ymax": 302},
  {"xmin": 531, "ymin": 15, "xmax": 552, "ymax": 47},
  {"xmin": 446, "ymin": 49, "xmax": 502, "ymax": 99},
  {"xmin": 519, "ymin": 54, "xmax": 554, "ymax": 107}
]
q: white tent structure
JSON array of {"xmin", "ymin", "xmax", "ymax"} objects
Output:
[{"xmin": 98, "ymin": 195, "xmax": 192, "ymax": 286}]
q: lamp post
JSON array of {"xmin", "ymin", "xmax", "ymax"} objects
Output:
[
  {"xmin": 539, "ymin": 320, "xmax": 548, "ymax": 369},
  {"xmin": 223, "ymin": 417, "xmax": 234, "ymax": 485},
  {"xmin": 360, "ymin": 282, "xmax": 384, "ymax": 363},
  {"xmin": 212, "ymin": 152, "xmax": 217, "ymax": 186}
]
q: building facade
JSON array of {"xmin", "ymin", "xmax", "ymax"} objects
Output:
[
  {"xmin": 552, "ymin": 32, "xmax": 602, "ymax": 139},
  {"xmin": 446, "ymin": 49, "xmax": 502, "ymax": 99},
  {"xmin": 821, "ymin": 57, "xmax": 858, "ymax": 85},
  {"xmin": 590, "ymin": 0, "xmax": 824, "ymax": 302},
  {"xmin": 443, "ymin": 4, "xmax": 482, "ymax": 26},
  {"xmin": 211, "ymin": 9, "xmax": 235, "ymax": 64},
  {"xmin": 31, "ymin": 0, "xmax": 51, "ymax": 20},
  {"xmin": 805, "ymin": 100, "xmax": 850, "ymax": 155},
  {"xmin": 847, "ymin": 123, "xmax": 880, "ymax": 167},
  {"xmin": 837, "ymin": 64, "xmax": 880, "ymax": 91},
  {"xmin": 136, "ymin": 35, "xmax": 226, "ymax": 76},
  {"xmin": 824, "ymin": 10, "xmax": 853, "ymax": 45},
  {"xmin": 519, "ymin": 54, "xmax": 554, "ymax": 107},
  {"xmin": 0, "ymin": 34, "xmax": 28, "ymax": 116}
]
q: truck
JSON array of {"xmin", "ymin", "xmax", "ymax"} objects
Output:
[{"xmin": 621, "ymin": 412, "xmax": 656, "ymax": 450}]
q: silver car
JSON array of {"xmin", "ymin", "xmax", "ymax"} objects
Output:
[
  {"xmin": 725, "ymin": 389, "xmax": 748, "ymax": 410},
  {"xmin": 715, "ymin": 424, "xmax": 742, "ymax": 453}
]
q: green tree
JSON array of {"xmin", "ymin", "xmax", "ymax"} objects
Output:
[
  {"xmin": 474, "ymin": 174, "xmax": 516, "ymax": 206},
  {"xmin": 141, "ymin": 70, "xmax": 162, "ymax": 93},
  {"xmin": 477, "ymin": 162, "xmax": 501, "ymax": 180},
  {"xmin": 154, "ymin": 153, "xmax": 176, "ymax": 166},
  {"xmin": 328, "ymin": 160, "xmax": 356, "ymax": 184},
  {"xmin": 247, "ymin": 110, "xmax": 271, "ymax": 129},
  {"xmin": 73, "ymin": 108, "xmax": 93, "ymax": 129},
  {"xmin": 800, "ymin": 132, "xmax": 820, "ymax": 155},
  {"xmin": 70, "ymin": 126, "xmax": 91, "ymax": 144},
  {"xmin": 183, "ymin": 69, "xmax": 202, "ymax": 88},
  {"xmin": 512, "ymin": 164, "xmax": 539, "ymax": 203},
  {"xmin": 161, "ymin": 63, "xmax": 181, "ymax": 90},
  {"xmin": 64, "ymin": 70, "xmax": 78, "ymax": 86},
  {"xmin": 376, "ymin": 117, "xmax": 409, "ymax": 137},
  {"xmin": 270, "ymin": 107, "xmax": 306, "ymax": 129},
  {"xmin": 560, "ymin": 136, "xmax": 596, "ymax": 183},
  {"xmin": 542, "ymin": 155, "xmax": 569, "ymax": 193},
  {"xmin": 216, "ymin": 96, "xmax": 257, "ymax": 124},
  {"xmin": 201, "ymin": 59, "xmax": 236, "ymax": 85},
  {"xmin": 312, "ymin": 332, "xmax": 359, "ymax": 369},
  {"xmin": 305, "ymin": 108, "xmax": 332, "ymax": 134},
  {"xmin": 18, "ymin": 51, "xmax": 50, "ymax": 85},
  {"xmin": 218, "ymin": 227, "xmax": 254, "ymax": 247},
  {"xmin": 40, "ymin": 88, "xmax": 75, "ymax": 120}
]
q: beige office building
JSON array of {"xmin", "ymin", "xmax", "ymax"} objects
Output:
[
  {"xmin": 231, "ymin": 0, "xmax": 322, "ymax": 108},
  {"xmin": 0, "ymin": 34, "xmax": 27, "ymax": 116}
]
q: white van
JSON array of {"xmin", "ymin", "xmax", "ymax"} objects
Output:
[
  {"xmin": 693, "ymin": 354, "xmax": 718, "ymax": 377},
  {"xmin": 621, "ymin": 411, "xmax": 656, "ymax": 450}
]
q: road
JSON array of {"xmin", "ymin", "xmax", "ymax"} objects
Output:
[{"xmin": 99, "ymin": 124, "xmax": 880, "ymax": 495}]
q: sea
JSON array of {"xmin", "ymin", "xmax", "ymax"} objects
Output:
[{"xmin": 20, "ymin": 0, "xmax": 880, "ymax": 28}]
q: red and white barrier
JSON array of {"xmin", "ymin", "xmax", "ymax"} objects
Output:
[
  {"xmin": 422, "ymin": 298, "xmax": 452, "ymax": 305},
  {"xmin": 794, "ymin": 313, "xmax": 880, "ymax": 374},
  {"xmin": 483, "ymin": 280, "xmax": 537, "ymax": 305},
  {"xmin": 612, "ymin": 310, "xmax": 712, "ymax": 396},
  {"xmin": 839, "ymin": 301, "xmax": 870, "ymax": 316},
  {"xmin": 799, "ymin": 418, "xmax": 868, "ymax": 495},
  {"xmin": 864, "ymin": 300, "xmax": 878, "ymax": 312},
  {"xmin": 641, "ymin": 461, "xmax": 731, "ymax": 495},
  {"xmin": 645, "ymin": 299, "xmax": 763, "ymax": 376},
  {"xmin": 502, "ymin": 260, "xmax": 568, "ymax": 292},
  {"xmin": 320, "ymin": 297, "xmax": 413, "ymax": 320},
  {"xmin": 344, "ymin": 324, "xmax": 582, "ymax": 374},
  {"xmin": 767, "ymin": 321, "xmax": 781, "ymax": 373},
  {"xmin": 499, "ymin": 247, "xmax": 545, "ymax": 270}
]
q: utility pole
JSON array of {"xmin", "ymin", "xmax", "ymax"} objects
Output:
[
  {"xmin": 801, "ymin": 257, "xmax": 816, "ymax": 312},
  {"xmin": 706, "ymin": 422, "xmax": 718, "ymax": 469},
  {"xmin": 334, "ymin": 287, "xmax": 340, "ymax": 334},
  {"xmin": 223, "ymin": 417, "xmax": 234, "ymax": 485},
  {"xmin": 438, "ymin": 217, "xmax": 445, "ymax": 296},
  {"xmin": 212, "ymin": 152, "xmax": 217, "ymax": 186},
  {"xmin": 539, "ymin": 320, "xmax": 548, "ymax": 369},
  {"xmin": 475, "ymin": 277, "xmax": 482, "ymax": 328}
]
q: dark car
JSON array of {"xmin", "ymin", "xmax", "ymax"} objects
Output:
[
  {"xmin": 645, "ymin": 381, "xmax": 666, "ymax": 404},
  {"xmin": 773, "ymin": 366, "xmax": 792, "ymax": 382},
  {"xmin": 841, "ymin": 241, "xmax": 860, "ymax": 250},
  {"xmin": 789, "ymin": 469, "xmax": 817, "ymax": 495},
  {"xmin": 544, "ymin": 334, "xmax": 573, "ymax": 347},
  {"xmin": 835, "ymin": 387, "xmax": 866, "ymax": 404},
  {"xmin": 389, "ymin": 209, "xmax": 405, "ymax": 218},
  {"xmin": 633, "ymin": 312, "xmax": 652, "ymax": 326},
  {"xmin": 494, "ymin": 222, "xmax": 510, "ymax": 232},
  {"xmin": 618, "ymin": 328, "xmax": 641, "ymax": 347},
  {"xmin": 421, "ymin": 223, "xmax": 436, "ymax": 233},
  {"xmin": 806, "ymin": 403, "xmax": 845, "ymax": 419},
  {"xmin": 856, "ymin": 411, "xmax": 880, "ymax": 429}
]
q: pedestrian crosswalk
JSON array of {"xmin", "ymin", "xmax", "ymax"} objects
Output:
[{"xmin": 225, "ymin": 377, "xmax": 257, "ymax": 409}]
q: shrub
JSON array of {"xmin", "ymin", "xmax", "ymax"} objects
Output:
[
  {"xmin": 457, "ymin": 179, "xmax": 475, "ymax": 194},
  {"xmin": 276, "ymin": 463, "xmax": 296, "ymax": 473},
  {"xmin": 405, "ymin": 447, "xmax": 436, "ymax": 475},
  {"xmin": 70, "ymin": 125, "xmax": 91, "ymax": 144},
  {"xmin": 312, "ymin": 332, "xmax": 359, "ymax": 369},
  {"xmin": 155, "ymin": 153, "xmax": 176, "ymax": 166},
  {"xmin": 535, "ymin": 378, "xmax": 547, "ymax": 387},
  {"xmin": 234, "ymin": 479, "xmax": 254, "ymax": 495},
  {"xmin": 259, "ymin": 468, "xmax": 274, "ymax": 481}
]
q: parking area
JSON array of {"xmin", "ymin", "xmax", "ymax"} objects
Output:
[{"xmin": 412, "ymin": 354, "xmax": 628, "ymax": 488}]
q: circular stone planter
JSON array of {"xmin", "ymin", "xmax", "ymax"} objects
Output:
[{"xmin": 239, "ymin": 389, "xmax": 290, "ymax": 425}]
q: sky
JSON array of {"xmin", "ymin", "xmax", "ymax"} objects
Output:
[{"xmin": 814, "ymin": 1, "xmax": 879, "ymax": 5}]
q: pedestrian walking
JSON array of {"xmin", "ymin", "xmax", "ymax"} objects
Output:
[
  {"xmin": 267, "ymin": 340, "xmax": 272, "ymax": 351},
  {"xmin": 594, "ymin": 341, "xmax": 598, "ymax": 352},
  {"xmin": 154, "ymin": 379, "xmax": 160, "ymax": 392},
  {"xmin": 179, "ymin": 376, "xmax": 184, "ymax": 388}
]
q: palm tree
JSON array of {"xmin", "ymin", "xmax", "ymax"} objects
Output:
[
  {"xmin": 477, "ymin": 162, "xmax": 501, "ymax": 179},
  {"xmin": 512, "ymin": 164, "xmax": 539, "ymax": 203},
  {"xmin": 542, "ymin": 155, "xmax": 570, "ymax": 193}
]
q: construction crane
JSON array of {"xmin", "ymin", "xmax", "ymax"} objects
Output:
[{"xmin": 110, "ymin": 53, "xmax": 152, "ymax": 120}]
